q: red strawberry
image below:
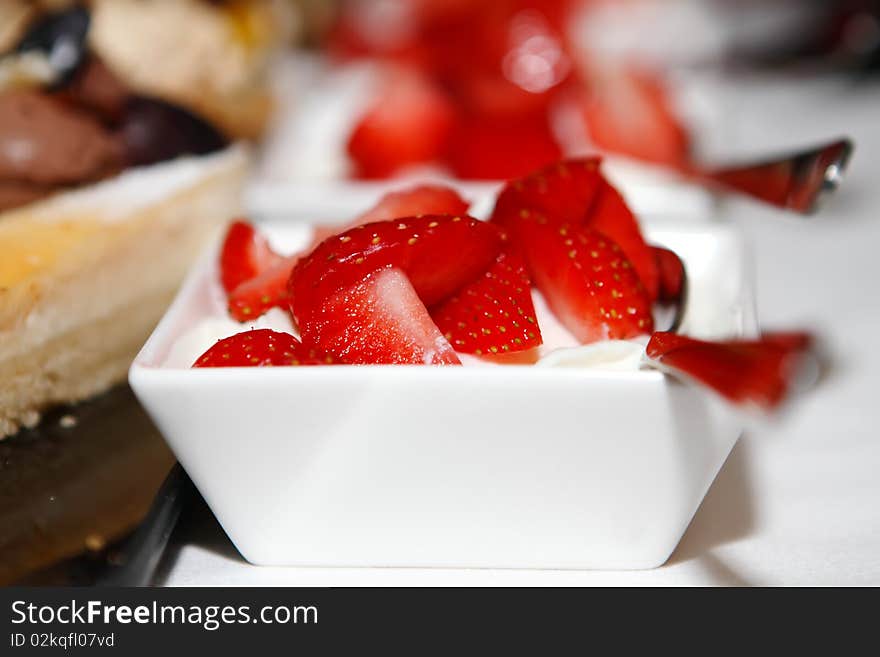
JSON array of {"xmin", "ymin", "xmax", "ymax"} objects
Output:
[
  {"xmin": 302, "ymin": 268, "xmax": 461, "ymax": 365},
  {"xmin": 192, "ymin": 329, "xmax": 331, "ymax": 368},
  {"xmin": 581, "ymin": 68, "xmax": 691, "ymax": 168},
  {"xmin": 491, "ymin": 159, "xmax": 660, "ymax": 300},
  {"xmin": 453, "ymin": 73, "xmax": 558, "ymax": 120},
  {"xmin": 493, "ymin": 158, "xmax": 600, "ymax": 226},
  {"xmin": 431, "ymin": 250, "xmax": 541, "ymax": 355},
  {"xmin": 645, "ymin": 332, "xmax": 815, "ymax": 412},
  {"xmin": 518, "ymin": 220, "xmax": 653, "ymax": 343},
  {"xmin": 652, "ymin": 245, "xmax": 685, "ymax": 304},
  {"xmin": 290, "ymin": 214, "xmax": 503, "ymax": 327},
  {"xmin": 446, "ymin": 4, "xmax": 570, "ymax": 118},
  {"xmin": 355, "ymin": 184, "xmax": 469, "ymax": 224},
  {"xmin": 588, "ymin": 179, "xmax": 659, "ymax": 301},
  {"xmin": 308, "ymin": 184, "xmax": 470, "ymax": 250},
  {"xmin": 346, "ymin": 68, "xmax": 456, "ymax": 179},
  {"xmin": 219, "ymin": 220, "xmax": 284, "ymax": 293},
  {"xmin": 228, "ymin": 255, "xmax": 299, "ymax": 322},
  {"xmin": 444, "ymin": 113, "xmax": 562, "ymax": 181}
]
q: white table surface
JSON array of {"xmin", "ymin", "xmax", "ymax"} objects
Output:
[{"xmin": 158, "ymin": 73, "xmax": 880, "ymax": 586}]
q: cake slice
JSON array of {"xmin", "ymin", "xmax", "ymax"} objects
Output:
[{"xmin": 0, "ymin": 146, "xmax": 248, "ymax": 438}]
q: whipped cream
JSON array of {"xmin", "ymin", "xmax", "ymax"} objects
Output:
[{"xmin": 164, "ymin": 286, "xmax": 649, "ymax": 371}]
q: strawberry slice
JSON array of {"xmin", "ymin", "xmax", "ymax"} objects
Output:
[
  {"xmin": 491, "ymin": 159, "xmax": 660, "ymax": 300},
  {"xmin": 581, "ymin": 69, "xmax": 691, "ymax": 168},
  {"xmin": 290, "ymin": 214, "xmax": 503, "ymax": 327},
  {"xmin": 219, "ymin": 220, "xmax": 283, "ymax": 294},
  {"xmin": 308, "ymin": 184, "xmax": 470, "ymax": 250},
  {"xmin": 652, "ymin": 245, "xmax": 685, "ymax": 304},
  {"xmin": 228, "ymin": 255, "xmax": 299, "ymax": 322},
  {"xmin": 444, "ymin": 113, "xmax": 562, "ymax": 181},
  {"xmin": 192, "ymin": 329, "xmax": 332, "ymax": 367},
  {"xmin": 588, "ymin": 178, "xmax": 659, "ymax": 301},
  {"xmin": 355, "ymin": 184, "xmax": 469, "ymax": 224},
  {"xmin": 493, "ymin": 158, "xmax": 601, "ymax": 227},
  {"xmin": 645, "ymin": 332, "xmax": 815, "ymax": 412},
  {"xmin": 302, "ymin": 268, "xmax": 461, "ymax": 365},
  {"xmin": 518, "ymin": 220, "xmax": 653, "ymax": 343},
  {"xmin": 431, "ymin": 250, "xmax": 541, "ymax": 355},
  {"xmin": 346, "ymin": 68, "xmax": 456, "ymax": 179}
]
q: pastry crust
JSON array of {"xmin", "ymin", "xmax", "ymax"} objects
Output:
[
  {"xmin": 0, "ymin": 146, "xmax": 249, "ymax": 438},
  {"xmin": 0, "ymin": 0, "xmax": 38, "ymax": 54}
]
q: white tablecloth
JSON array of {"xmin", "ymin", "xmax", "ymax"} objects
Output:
[{"xmin": 159, "ymin": 73, "xmax": 880, "ymax": 586}]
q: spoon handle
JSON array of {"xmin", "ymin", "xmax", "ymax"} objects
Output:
[
  {"xmin": 694, "ymin": 138, "xmax": 853, "ymax": 214},
  {"xmin": 93, "ymin": 463, "xmax": 195, "ymax": 587}
]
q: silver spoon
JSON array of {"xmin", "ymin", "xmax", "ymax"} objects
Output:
[{"xmin": 692, "ymin": 137, "xmax": 853, "ymax": 214}]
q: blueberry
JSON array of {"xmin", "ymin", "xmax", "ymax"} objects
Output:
[{"xmin": 15, "ymin": 6, "xmax": 91, "ymax": 85}]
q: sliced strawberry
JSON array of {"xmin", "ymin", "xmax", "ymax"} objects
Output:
[
  {"xmin": 431, "ymin": 250, "xmax": 541, "ymax": 355},
  {"xmin": 228, "ymin": 255, "xmax": 299, "ymax": 322},
  {"xmin": 290, "ymin": 214, "xmax": 503, "ymax": 327},
  {"xmin": 192, "ymin": 329, "xmax": 332, "ymax": 368},
  {"xmin": 452, "ymin": 72, "xmax": 559, "ymax": 121},
  {"xmin": 588, "ymin": 179, "xmax": 659, "ymax": 301},
  {"xmin": 328, "ymin": 0, "xmax": 571, "ymax": 84},
  {"xmin": 308, "ymin": 184, "xmax": 470, "ymax": 251},
  {"xmin": 302, "ymin": 268, "xmax": 461, "ymax": 365},
  {"xmin": 445, "ymin": 5, "xmax": 570, "ymax": 118},
  {"xmin": 645, "ymin": 332, "xmax": 815, "ymax": 411},
  {"xmin": 491, "ymin": 159, "xmax": 660, "ymax": 300},
  {"xmin": 652, "ymin": 245, "xmax": 685, "ymax": 304},
  {"xmin": 581, "ymin": 68, "xmax": 691, "ymax": 168},
  {"xmin": 492, "ymin": 157, "xmax": 602, "ymax": 227},
  {"xmin": 219, "ymin": 220, "xmax": 283, "ymax": 294},
  {"xmin": 518, "ymin": 220, "xmax": 653, "ymax": 343},
  {"xmin": 355, "ymin": 184, "xmax": 469, "ymax": 224},
  {"xmin": 346, "ymin": 68, "xmax": 456, "ymax": 179},
  {"xmin": 444, "ymin": 113, "xmax": 562, "ymax": 181}
]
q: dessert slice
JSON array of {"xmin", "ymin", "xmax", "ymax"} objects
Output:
[
  {"xmin": 0, "ymin": 146, "xmax": 248, "ymax": 438},
  {"xmin": 0, "ymin": 1, "xmax": 291, "ymax": 438}
]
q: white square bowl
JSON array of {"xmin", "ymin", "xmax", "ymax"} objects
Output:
[{"xmin": 130, "ymin": 217, "xmax": 755, "ymax": 570}]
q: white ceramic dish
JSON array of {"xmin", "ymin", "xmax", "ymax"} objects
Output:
[{"xmin": 130, "ymin": 210, "xmax": 755, "ymax": 570}]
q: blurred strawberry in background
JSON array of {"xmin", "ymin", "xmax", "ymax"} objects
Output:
[
  {"xmin": 578, "ymin": 67, "xmax": 692, "ymax": 167},
  {"xmin": 317, "ymin": 0, "xmax": 880, "ymax": 181},
  {"xmin": 330, "ymin": 0, "xmax": 693, "ymax": 179},
  {"xmin": 255, "ymin": 0, "xmax": 880, "ymax": 184},
  {"xmin": 346, "ymin": 66, "xmax": 456, "ymax": 178}
]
